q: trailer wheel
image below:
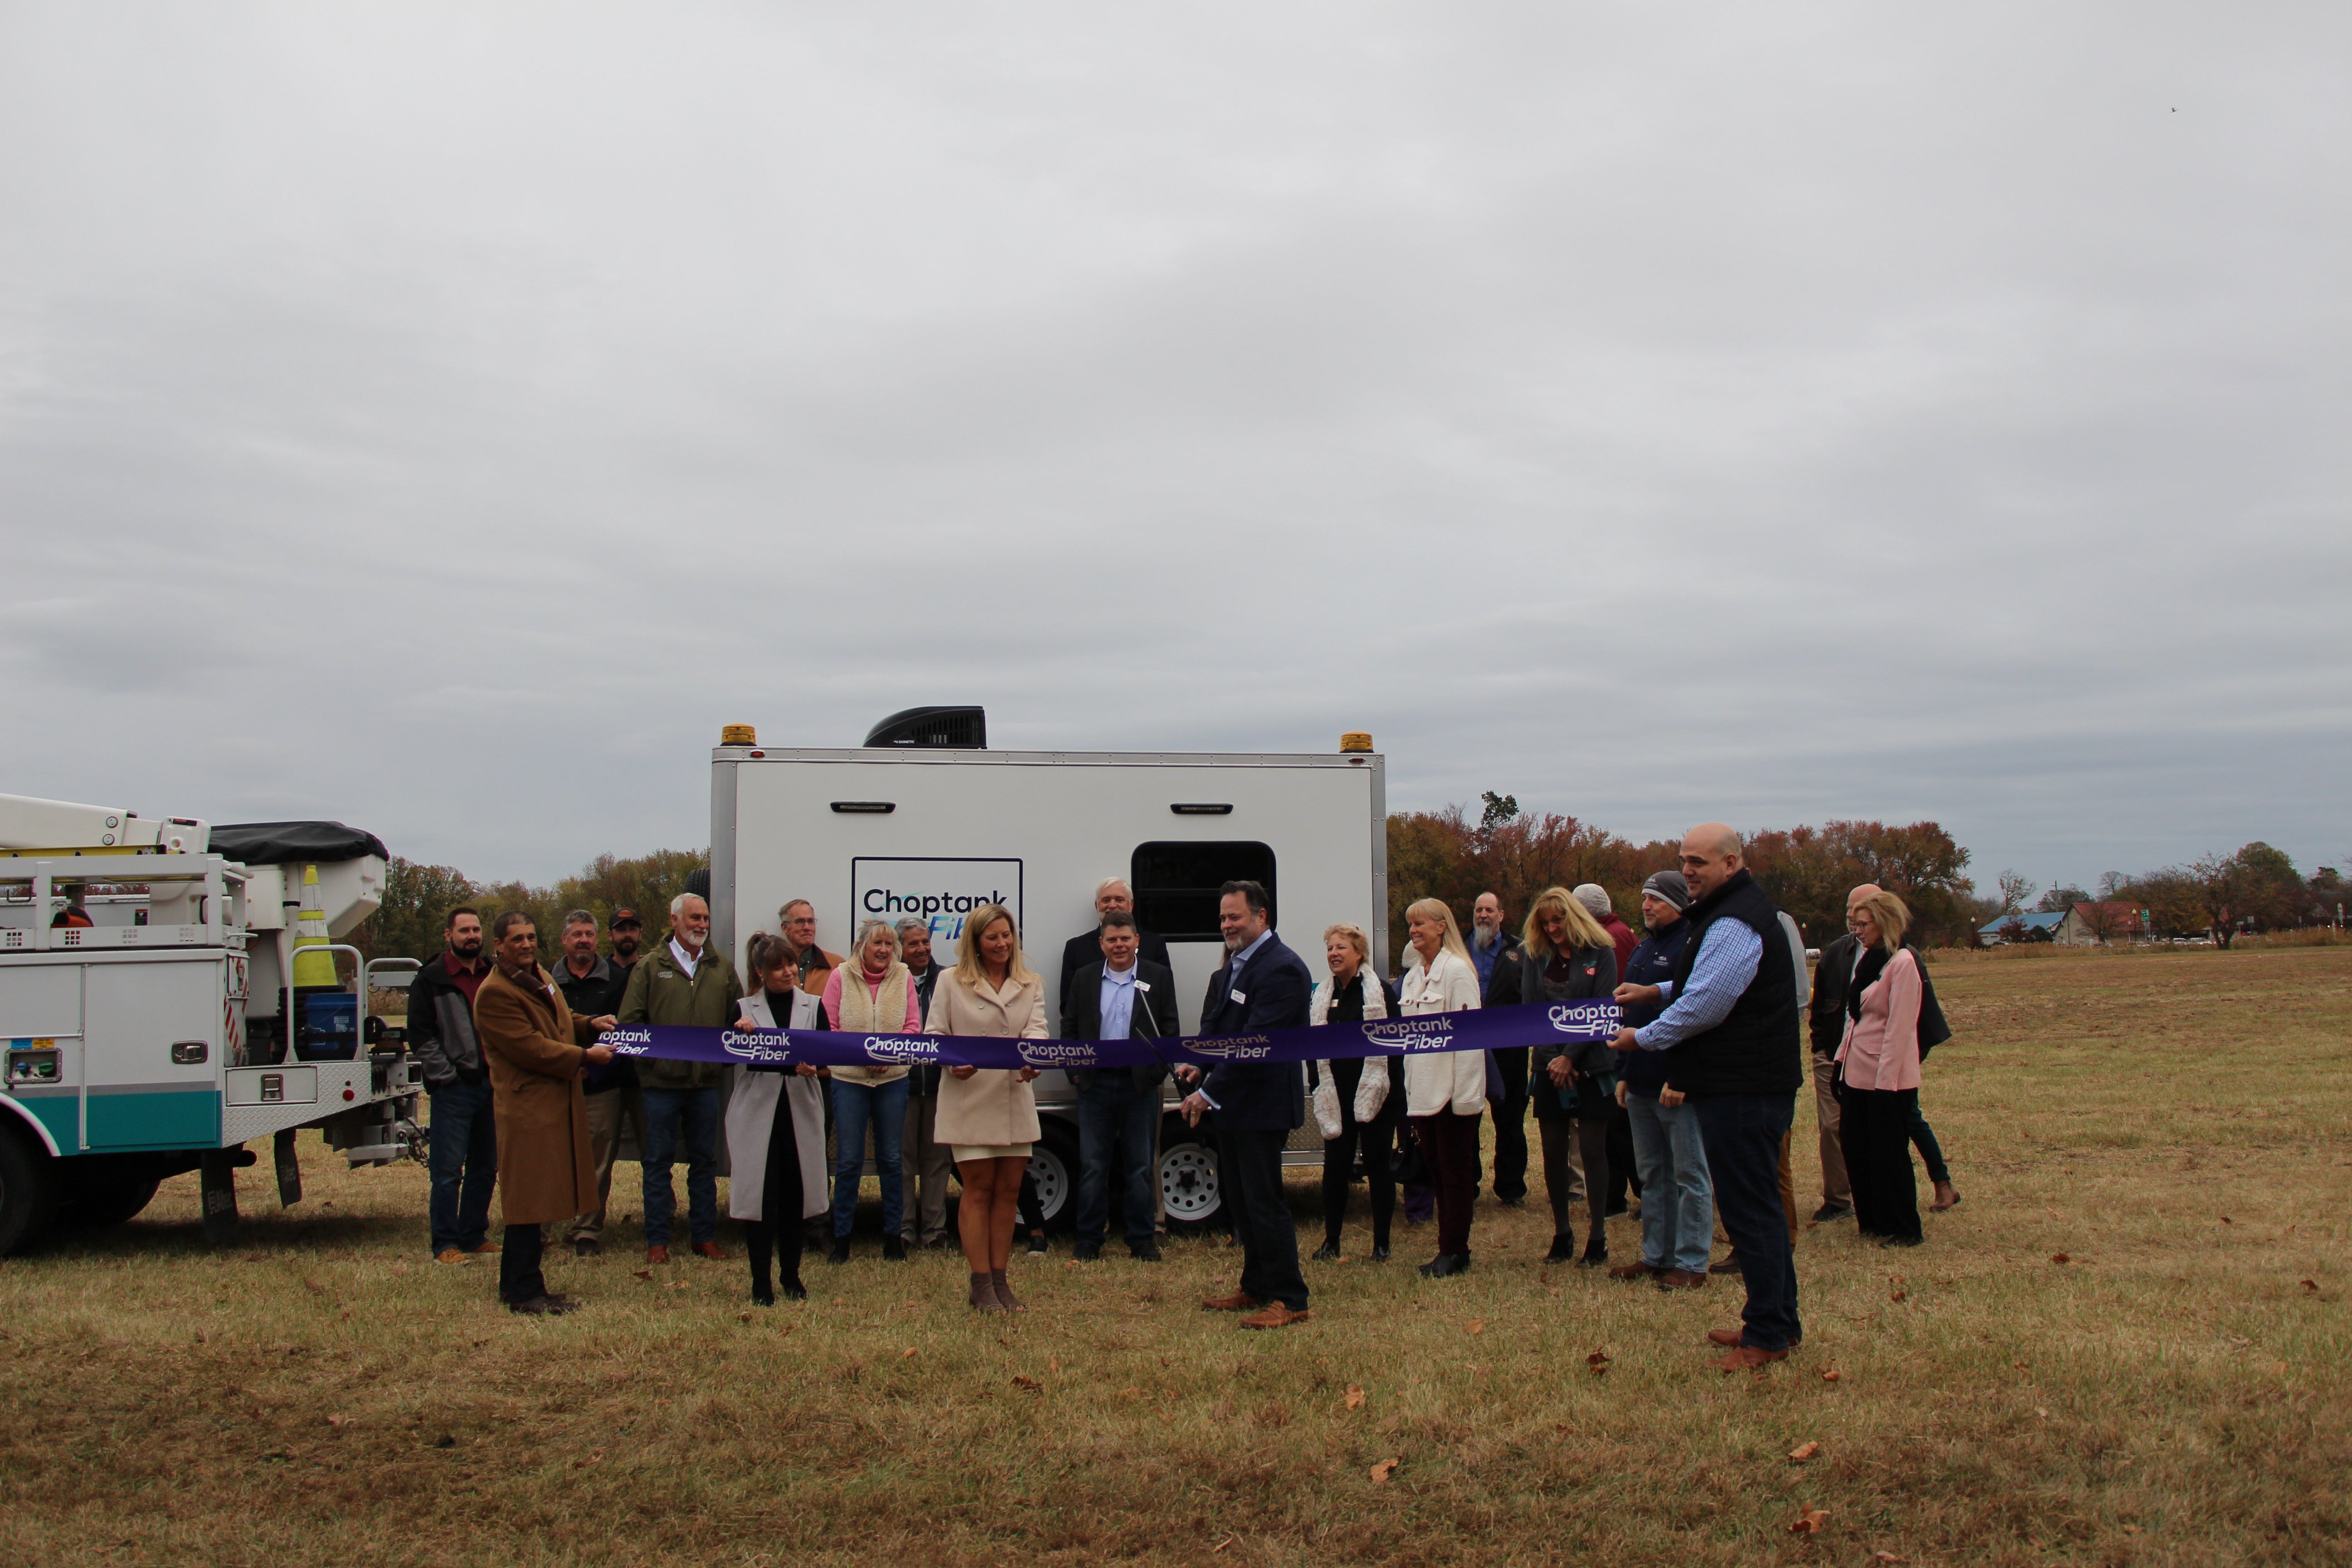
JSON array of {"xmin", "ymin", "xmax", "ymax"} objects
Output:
[
  {"xmin": 1025, "ymin": 1121, "xmax": 1079, "ymax": 1231},
  {"xmin": 1158, "ymin": 1124, "xmax": 1222, "ymax": 1230},
  {"xmin": 0, "ymin": 1121, "xmax": 61, "ymax": 1258}
]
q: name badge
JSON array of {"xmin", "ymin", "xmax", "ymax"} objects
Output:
[
  {"xmin": 1230, "ymin": 989, "xmax": 1248, "ymax": 1004},
  {"xmin": 1134, "ymin": 980, "xmax": 1152, "ymax": 993}
]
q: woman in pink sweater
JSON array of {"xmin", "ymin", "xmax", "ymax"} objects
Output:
[{"xmin": 1835, "ymin": 889, "xmax": 1926, "ymax": 1248}]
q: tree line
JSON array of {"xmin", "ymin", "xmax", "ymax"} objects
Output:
[{"xmin": 1989, "ymin": 842, "xmax": 2341, "ymax": 949}]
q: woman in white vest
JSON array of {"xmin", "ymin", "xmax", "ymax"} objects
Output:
[
  {"xmin": 725, "ymin": 934, "xmax": 829, "ymax": 1305},
  {"xmin": 818, "ymin": 919, "xmax": 921, "ymax": 1264},
  {"xmin": 1399, "ymin": 897, "xmax": 1485, "ymax": 1279},
  {"xmin": 1307, "ymin": 923, "xmax": 1404, "ymax": 1263},
  {"xmin": 924, "ymin": 904, "xmax": 1048, "ymax": 1313}
]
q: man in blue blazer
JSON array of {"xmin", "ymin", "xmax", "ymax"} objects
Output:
[{"xmin": 1178, "ymin": 879, "xmax": 1313, "ymax": 1328}]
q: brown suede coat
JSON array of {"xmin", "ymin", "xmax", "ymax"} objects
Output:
[{"xmin": 475, "ymin": 962, "xmax": 600, "ymax": 1225}]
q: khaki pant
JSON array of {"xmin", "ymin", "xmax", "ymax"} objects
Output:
[
  {"xmin": 1811, "ymin": 1055, "xmax": 1851, "ymax": 1206},
  {"xmin": 568, "ymin": 1084, "xmax": 645, "ymax": 1245},
  {"xmin": 898, "ymin": 1093, "xmax": 956, "ymax": 1245}
]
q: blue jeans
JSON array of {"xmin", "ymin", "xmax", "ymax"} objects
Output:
[
  {"xmin": 1626, "ymin": 1090, "xmax": 1713, "ymax": 1274},
  {"xmin": 640, "ymin": 1086, "xmax": 720, "ymax": 1247},
  {"xmin": 828, "ymin": 1077, "xmax": 908, "ymax": 1239},
  {"xmin": 427, "ymin": 1078, "xmax": 497, "ymax": 1255},
  {"xmin": 1694, "ymin": 1092, "xmax": 1801, "ymax": 1352},
  {"xmin": 1076, "ymin": 1075, "xmax": 1160, "ymax": 1250}
]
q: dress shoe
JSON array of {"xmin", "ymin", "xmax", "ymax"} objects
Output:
[
  {"xmin": 1811, "ymin": 1201, "xmax": 1853, "ymax": 1223},
  {"xmin": 572, "ymin": 1240, "xmax": 600, "ymax": 1258},
  {"xmin": 1930, "ymin": 1182, "xmax": 1962, "ymax": 1211},
  {"xmin": 1310, "ymin": 1240, "xmax": 1342, "ymax": 1262},
  {"xmin": 691, "ymin": 1241, "xmax": 727, "ymax": 1261},
  {"xmin": 1654, "ymin": 1268, "xmax": 1707, "ymax": 1291},
  {"xmin": 644, "ymin": 1245, "xmax": 671, "ymax": 1265},
  {"xmin": 539, "ymin": 1292, "xmax": 578, "ymax": 1313},
  {"xmin": 1027, "ymin": 1230, "xmax": 1049, "ymax": 1256},
  {"xmin": 1714, "ymin": 1345, "xmax": 1788, "ymax": 1372},
  {"xmin": 506, "ymin": 1295, "xmax": 565, "ymax": 1316},
  {"xmin": 1240, "ymin": 1303, "xmax": 1311, "ymax": 1330},
  {"xmin": 436, "ymin": 1248, "xmax": 468, "ymax": 1264},
  {"xmin": 469, "ymin": 1241, "xmax": 503, "ymax": 1254},
  {"xmin": 827, "ymin": 1237, "xmax": 852, "ymax": 1265},
  {"xmin": 1370, "ymin": 1244, "xmax": 1390, "ymax": 1262},
  {"xmin": 779, "ymin": 1279, "xmax": 808, "ymax": 1301},
  {"xmin": 882, "ymin": 1236, "xmax": 907, "ymax": 1262},
  {"xmin": 1072, "ymin": 1243, "xmax": 1102, "ymax": 1262},
  {"xmin": 1709, "ymin": 1252, "xmax": 1743, "ymax": 1275},
  {"xmin": 1576, "ymin": 1242, "xmax": 1609, "ymax": 1269},
  {"xmin": 1200, "ymin": 1290, "xmax": 1260, "ymax": 1312},
  {"xmin": 1880, "ymin": 1235, "xmax": 1924, "ymax": 1249},
  {"xmin": 1542, "ymin": 1235, "xmax": 1578, "ymax": 1264},
  {"xmin": 1708, "ymin": 1326, "xmax": 1797, "ymax": 1348},
  {"xmin": 1129, "ymin": 1243, "xmax": 1163, "ymax": 1262},
  {"xmin": 1608, "ymin": 1260, "xmax": 1660, "ymax": 1281},
  {"xmin": 1417, "ymin": 1252, "xmax": 1471, "ymax": 1279}
]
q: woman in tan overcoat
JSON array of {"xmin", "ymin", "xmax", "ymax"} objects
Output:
[
  {"xmin": 924, "ymin": 903, "xmax": 1047, "ymax": 1313},
  {"xmin": 475, "ymin": 911, "xmax": 615, "ymax": 1315}
]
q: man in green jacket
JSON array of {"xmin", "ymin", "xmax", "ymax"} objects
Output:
[{"xmin": 616, "ymin": 892, "xmax": 740, "ymax": 1264}]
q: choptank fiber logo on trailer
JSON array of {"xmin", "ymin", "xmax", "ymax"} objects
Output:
[{"xmin": 851, "ymin": 858, "xmax": 1023, "ymax": 950}]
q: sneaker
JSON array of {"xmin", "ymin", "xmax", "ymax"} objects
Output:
[
  {"xmin": 826, "ymin": 1237, "xmax": 852, "ymax": 1265},
  {"xmin": 882, "ymin": 1236, "xmax": 907, "ymax": 1262},
  {"xmin": 572, "ymin": 1239, "xmax": 600, "ymax": 1258},
  {"xmin": 1026, "ymin": 1231, "xmax": 1049, "ymax": 1256},
  {"xmin": 1811, "ymin": 1201, "xmax": 1853, "ymax": 1223}
]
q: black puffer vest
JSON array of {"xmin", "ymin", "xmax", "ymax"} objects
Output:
[{"xmin": 1662, "ymin": 869, "xmax": 1803, "ymax": 1098}]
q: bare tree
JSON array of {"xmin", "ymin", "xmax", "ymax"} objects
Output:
[{"xmin": 1996, "ymin": 870, "xmax": 2037, "ymax": 915}]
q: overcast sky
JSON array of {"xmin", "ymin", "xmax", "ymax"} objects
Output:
[{"xmin": 3, "ymin": 4, "xmax": 2347, "ymax": 896}]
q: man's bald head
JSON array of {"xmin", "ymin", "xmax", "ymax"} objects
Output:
[
  {"xmin": 1679, "ymin": 823, "xmax": 1744, "ymax": 900},
  {"xmin": 1847, "ymin": 883, "xmax": 1883, "ymax": 926}
]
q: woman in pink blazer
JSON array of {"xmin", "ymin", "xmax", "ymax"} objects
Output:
[{"xmin": 1835, "ymin": 889, "xmax": 1926, "ymax": 1248}]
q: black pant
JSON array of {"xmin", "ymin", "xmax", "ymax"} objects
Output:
[
  {"xmin": 499, "ymin": 1222, "xmax": 546, "ymax": 1304},
  {"xmin": 1694, "ymin": 1092, "xmax": 1801, "ymax": 1352},
  {"xmin": 1538, "ymin": 1113, "xmax": 1610, "ymax": 1248},
  {"xmin": 1318, "ymin": 1060, "xmax": 1400, "ymax": 1249},
  {"xmin": 1220, "ymin": 1128, "xmax": 1307, "ymax": 1310},
  {"xmin": 1486, "ymin": 1048, "xmax": 1530, "ymax": 1203},
  {"xmin": 1909, "ymin": 1101, "xmax": 1950, "ymax": 1186},
  {"xmin": 745, "ymin": 1084, "xmax": 808, "ymax": 1300},
  {"xmin": 1844, "ymin": 1086, "xmax": 1924, "ymax": 1243},
  {"xmin": 1604, "ymin": 1100, "xmax": 1640, "ymax": 1207}
]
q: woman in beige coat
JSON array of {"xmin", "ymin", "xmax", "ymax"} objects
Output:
[
  {"xmin": 924, "ymin": 903, "xmax": 1048, "ymax": 1313},
  {"xmin": 1397, "ymin": 897, "xmax": 1484, "ymax": 1279}
]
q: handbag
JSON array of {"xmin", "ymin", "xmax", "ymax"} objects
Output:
[
  {"xmin": 1915, "ymin": 955, "xmax": 1953, "ymax": 1056},
  {"xmin": 1390, "ymin": 1134, "xmax": 1429, "ymax": 1186}
]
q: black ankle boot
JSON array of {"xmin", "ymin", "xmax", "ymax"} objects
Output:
[
  {"xmin": 1544, "ymin": 1234, "xmax": 1577, "ymax": 1264},
  {"xmin": 1311, "ymin": 1239, "xmax": 1342, "ymax": 1261}
]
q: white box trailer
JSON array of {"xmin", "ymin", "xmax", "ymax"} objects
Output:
[
  {"xmin": 710, "ymin": 713, "xmax": 1386, "ymax": 1228},
  {"xmin": 0, "ymin": 800, "xmax": 424, "ymax": 1254}
]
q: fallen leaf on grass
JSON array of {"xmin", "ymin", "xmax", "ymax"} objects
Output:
[
  {"xmin": 1788, "ymin": 1441, "xmax": 1820, "ymax": 1462},
  {"xmin": 634, "ymin": 1270, "xmax": 652, "ymax": 1280},
  {"xmin": 1345, "ymin": 1385, "xmax": 1365, "ymax": 1410},
  {"xmin": 1049, "ymin": 1355, "xmax": 1061, "ymax": 1373},
  {"xmin": 1873, "ymin": 1553, "xmax": 1906, "ymax": 1564},
  {"xmin": 2051, "ymin": 1253, "xmax": 2071, "ymax": 1265},
  {"xmin": 2035, "ymin": 1407, "xmax": 2051, "ymax": 1419},
  {"xmin": 2302, "ymin": 1279, "xmax": 2319, "ymax": 1292},
  {"xmin": 325, "ymin": 1414, "xmax": 351, "ymax": 1428},
  {"xmin": 1788, "ymin": 1507, "xmax": 1829, "ymax": 1535},
  {"xmin": 1011, "ymin": 1374, "xmax": 1042, "ymax": 1393},
  {"xmin": 2220, "ymin": 1215, "xmax": 2232, "ymax": 1224},
  {"xmin": 1119, "ymin": 1387, "xmax": 1142, "ymax": 1399},
  {"xmin": 1212, "ymin": 1538, "xmax": 1233, "ymax": 1554},
  {"xmin": 1466, "ymin": 1318, "xmax": 1485, "ymax": 1336},
  {"xmin": 1064, "ymin": 1260, "xmax": 1078, "ymax": 1272},
  {"xmin": 1586, "ymin": 1350, "xmax": 1611, "ymax": 1374},
  {"xmin": 902, "ymin": 1348, "xmax": 917, "ymax": 1360},
  {"xmin": 1889, "ymin": 1289, "xmax": 1908, "ymax": 1302},
  {"xmin": 1370, "ymin": 1458, "xmax": 1399, "ymax": 1485},
  {"xmin": 1821, "ymin": 1369, "xmax": 1842, "ymax": 1382},
  {"xmin": 570, "ymin": 1450, "xmax": 604, "ymax": 1469},
  {"xmin": 432, "ymin": 1434, "xmax": 456, "ymax": 1449}
]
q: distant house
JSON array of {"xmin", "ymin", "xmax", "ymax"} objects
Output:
[{"xmin": 1979, "ymin": 911, "xmax": 2067, "ymax": 944}]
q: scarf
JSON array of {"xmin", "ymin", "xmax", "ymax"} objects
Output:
[{"xmin": 1847, "ymin": 943, "xmax": 1893, "ymax": 1023}]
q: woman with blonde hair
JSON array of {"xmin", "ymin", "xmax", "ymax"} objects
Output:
[
  {"xmin": 1308, "ymin": 923, "xmax": 1404, "ymax": 1262},
  {"xmin": 818, "ymin": 918, "xmax": 921, "ymax": 1264},
  {"xmin": 1836, "ymin": 890, "xmax": 1926, "ymax": 1248},
  {"xmin": 1498, "ymin": 886, "xmax": 1621, "ymax": 1265},
  {"xmin": 1398, "ymin": 897, "xmax": 1485, "ymax": 1278},
  {"xmin": 924, "ymin": 904, "xmax": 1049, "ymax": 1311}
]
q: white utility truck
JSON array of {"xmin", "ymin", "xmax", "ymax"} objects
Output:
[
  {"xmin": 0, "ymin": 794, "xmax": 423, "ymax": 1254},
  {"xmin": 710, "ymin": 706, "xmax": 1387, "ymax": 1230}
]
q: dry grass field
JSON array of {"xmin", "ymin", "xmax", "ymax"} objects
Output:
[{"xmin": 2, "ymin": 944, "xmax": 2347, "ymax": 1567}]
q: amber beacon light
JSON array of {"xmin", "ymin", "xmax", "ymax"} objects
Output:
[
  {"xmin": 720, "ymin": 724, "xmax": 758, "ymax": 746},
  {"xmin": 1339, "ymin": 732, "xmax": 1373, "ymax": 753}
]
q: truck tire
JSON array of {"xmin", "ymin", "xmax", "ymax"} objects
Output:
[
  {"xmin": 1158, "ymin": 1119, "xmax": 1223, "ymax": 1230},
  {"xmin": 0, "ymin": 1122, "xmax": 61, "ymax": 1258},
  {"xmin": 1024, "ymin": 1121, "xmax": 1080, "ymax": 1232},
  {"xmin": 57, "ymin": 1160, "xmax": 163, "ymax": 1231}
]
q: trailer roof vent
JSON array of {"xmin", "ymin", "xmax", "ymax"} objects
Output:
[{"xmin": 863, "ymin": 706, "xmax": 986, "ymax": 750}]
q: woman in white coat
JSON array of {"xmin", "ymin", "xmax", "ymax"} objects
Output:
[
  {"xmin": 1399, "ymin": 897, "xmax": 1485, "ymax": 1278},
  {"xmin": 726, "ymin": 934, "xmax": 830, "ymax": 1304},
  {"xmin": 924, "ymin": 904, "xmax": 1048, "ymax": 1313},
  {"xmin": 1308, "ymin": 924, "xmax": 1404, "ymax": 1263}
]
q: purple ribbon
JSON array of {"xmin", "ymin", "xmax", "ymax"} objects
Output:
[{"xmin": 600, "ymin": 999, "xmax": 1622, "ymax": 1073}]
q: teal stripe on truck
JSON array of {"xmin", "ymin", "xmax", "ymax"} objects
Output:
[{"xmin": 85, "ymin": 1087, "xmax": 221, "ymax": 1151}]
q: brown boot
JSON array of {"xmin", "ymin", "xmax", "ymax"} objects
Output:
[
  {"xmin": 1654, "ymin": 1268, "xmax": 1707, "ymax": 1290},
  {"xmin": 1240, "ymin": 1302, "xmax": 1311, "ymax": 1330},
  {"xmin": 1608, "ymin": 1260, "xmax": 1659, "ymax": 1281},
  {"xmin": 968, "ymin": 1273, "xmax": 1006, "ymax": 1313},
  {"xmin": 990, "ymin": 1269, "xmax": 1027, "ymax": 1313},
  {"xmin": 1715, "ymin": 1345, "xmax": 1788, "ymax": 1372},
  {"xmin": 1200, "ymin": 1290, "xmax": 1260, "ymax": 1312}
]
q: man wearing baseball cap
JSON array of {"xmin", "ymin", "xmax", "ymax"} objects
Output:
[{"xmin": 564, "ymin": 908, "xmax": 645, "ymax": 1256}]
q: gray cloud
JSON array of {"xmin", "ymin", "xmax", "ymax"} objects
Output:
[{"xmin": 2, "ymin": 3, "xmax": 2347, "ymax": 891}]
